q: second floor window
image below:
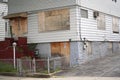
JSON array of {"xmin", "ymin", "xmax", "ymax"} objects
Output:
[
  {"xmin": 112, "ymin": 17, "xmax": 119, "ymax": 33},
  {"xmin": 81, "ymin": 9, "xmax": 88, "ymax": 18},
  {"xmin": 38, "ymin": 9, "xmax": 70, "ymax": 32},
  {"xmin": 97, "ymin": 12, "xmax": 106, "ymax": 30}
]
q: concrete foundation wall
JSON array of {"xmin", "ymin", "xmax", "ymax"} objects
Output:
[
  {"xmin": 35, "ymin": 41, "xmax": 120, "ymax": 67},
  {"xmin": 113, "ymin": 42, "xmax": 120, "ymax": 54},
  {"xmin": 36, "ymin": 43, "xmax": 51, "ymax": 58},
  {"xmin": 70, "ymin": 41, "xmax": 120, "ymax": 66}
]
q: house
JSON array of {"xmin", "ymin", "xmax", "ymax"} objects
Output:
[
  {"xmin": 0, "ymin": 0, "xmax": 7, "ymax": 41},
  {"xmin": 4, "ymin": 0, "xmax": 120, "ymax": 67}
]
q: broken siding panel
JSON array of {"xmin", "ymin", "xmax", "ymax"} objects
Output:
[{"xmin": 28, "ymin": 7, "xmax": 79, "ymax": 43}]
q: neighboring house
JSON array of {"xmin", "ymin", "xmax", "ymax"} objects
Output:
[
  {"xmin": 4, "ymin": 0, "xmax": 120, "ymax": 67},
  {"xmin": 0, "ymin": 0, "xmax": 7, "ymax": 41}
]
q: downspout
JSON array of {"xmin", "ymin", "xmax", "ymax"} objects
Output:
[
  {"xmin": 77, "ymin": 0, "xmax": 82, "ymax": 41},
  {"xmin": 79, "ymin": 8, "xmax": 82, "ymax": 41}
]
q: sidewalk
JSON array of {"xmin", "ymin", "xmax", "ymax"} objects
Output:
[{"xmin": 0, "ymin": 76, "xmax": 120, "ymax": 80}]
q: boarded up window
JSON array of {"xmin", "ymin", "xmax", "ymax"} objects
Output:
[
  {"xmin": 86, "ymin": 42, "xmax": 92, "ymax": 55},
  {"xmin": 112, "ymin": 17, "xmax": 119, "ymax": 33},
  {"xmin": 10, "ymin": 18, "xmax": 28, "ymax": 36},
  {"xmin": 97, "ymin": 13, "xmax": 105, "ymax": 30},
  {"xmin": 81, "ymin": 9, "xmax": 88, "ymax": 18},
  {"xmin": 38, "ymin": 9, "xmax": 70, "ymax": 32},
  {"xmin": 108, "ymin": 42, "xmax": 113, "ymax": 49}
]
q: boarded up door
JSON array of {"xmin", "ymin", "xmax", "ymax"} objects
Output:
[{"xmin": 51, "ymin": 42, "xmax": 70, "ymax": 65}]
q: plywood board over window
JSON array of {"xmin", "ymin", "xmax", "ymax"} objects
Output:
[
  {"xmin": 86, "ymin": 42, "xmax": 92, "ymax": 55},
  {"xmin": 112, "ymin": 17, "xmax": 119, "ymax": 33},
  {"xmin": 38, "ymin": 9, "xmax": 70, "ymax": 32},
  {"xmin": 10, "ymin": 17, "xmax": 28, "ymax": 37},
  {"xmin": 97, "ymin": 13, "xmax": 106, "ymax": 30}
]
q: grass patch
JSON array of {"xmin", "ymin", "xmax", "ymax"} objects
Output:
[{"xmin": 0, "ymin": 62, "xmax": 17, "ymax": 72}]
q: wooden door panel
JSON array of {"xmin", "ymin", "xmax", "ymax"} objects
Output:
[{"xmin": 51, "ymin": 42, "xmax": 70, "ymax": 65}]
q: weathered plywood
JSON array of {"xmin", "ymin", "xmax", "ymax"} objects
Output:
[
  {"xmin": 86, "ymin": 42, "xmax": 92, "ymax": 55},
  {"xmin": 38, "ymin": 12, "xmax": 45, "ymax": 32},
  {"xmin": 45, "ymin": 15, "xmax": 62, "ymax": 31},
  {"xmin": 20, "ymin": 18, "xmax": 28, "ymax": 34},
  {"xmin": 51, "ymin": 42, "xmax": 61, "ymax": 57},
  {"xmin": 10, "ymin": 18, "xmax": 19, "ymax": 36},
  {"xmin": 10, "ymin": 17, "xmax": 28, "ymax": 37},
  {"xmin": 51, "ymin": 42, "xmax": 70, "ymax": 65},
  {"xmin": 38, "ymin": 9, "xmax": 70, "ymax": 32},
  {"xmin": 51, "ymin": 42, "xmax": 70, "ymax": 57},
  {"xmin": 60, "ymin": 42, "xmax": 70, "ymax": 63},
  {"xmin": 60, "ymin": 42, "xmax": 70, "ymax": 57},
  {"xmin": 112, "ymin": 17, "xmax": 119, "ymax": 33},
  {"xmin": 97, "ymin": 13, "xmax": 105, "ymax": 30}
]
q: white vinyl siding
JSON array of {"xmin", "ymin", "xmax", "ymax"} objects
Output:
[
  {"xmin": 0, "ymin": 3, "xmax": 8, "ymax": 41},
  {"xmin": 27, "ymin": 7, "xmax": 79, "ymax": 43},
  {"xmin": 80, "ymin": 7, "xmax": 120, "ymax": 41},
  {"xmin": 80, "ymin": 0, "xmax": 120, "ymax": 17}
]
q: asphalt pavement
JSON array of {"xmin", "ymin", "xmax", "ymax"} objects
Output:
[
  {"xmin": 0, "ymin": 76, "xmax": 120, "ymax": 80},
  {"xmin": 55, "ymin": 53, "xmax": 120, "ymax": 77}
]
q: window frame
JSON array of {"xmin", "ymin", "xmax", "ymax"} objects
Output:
[
  {"xmin": 97, "ymin": 12, "xmax": 106, "ymax": 30},
  {"xmin": 38, "ymin": 8, "xmax": 70, "ymax": 32},
  {"xmin": 112, "ymin": 17, "xmax": 119, "ymax": 33},
  {"xmin": 81, "ymin": 9, "xmax": 88, "ymax": 18}
]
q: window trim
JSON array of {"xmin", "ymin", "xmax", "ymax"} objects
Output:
[
  {"xmin": 112, "ymin": 17, "xmax": 119, "ymax": 33},
  {"xmin": 97, "ymin": 12, "xmax": 106, "ymax": 30},
  {"xmin": 38, "ymin": 8, "xmax": 70, "ymax": 32},
  {"xmin": 81, "ymin": 9, "xmax": 88, "ymax": 18}
]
